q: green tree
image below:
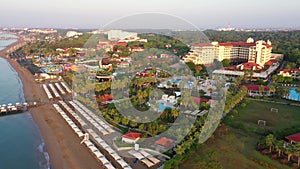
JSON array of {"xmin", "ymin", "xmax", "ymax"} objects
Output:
[
  {"xmin": 285, "ymin": 144, "xmax": 294, "ymax": 162},
  {"xmin": 266, "ymin": 134, "xmax": 275, "ymax": 153},
  {"xmin": 221, "ymin": 59, "xmax": 230, "ymax": 67},
  {"xmin": 275, "ymin": 140, "xmax": 285, "ymax": 157}
]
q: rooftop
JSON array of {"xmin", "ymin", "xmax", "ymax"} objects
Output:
[
  {"xmin": 285, "ymin": 132, "xmax": 300, "ymax": 143},
  {"xmin": 122, "ymin": 132, "xmax": 141, "ymax": 140},
  {"xmin": 155, "ymin": 137, "xmax": 174, "ymax": 148}
]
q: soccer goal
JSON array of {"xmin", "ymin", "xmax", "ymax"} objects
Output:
[
  {"xmin": 258, "ymin": 120, "xmax": 267, "ymax": 126},
  {"xmin": 270, "ymin": 108, "xmax": 278, "ymax": 113}
]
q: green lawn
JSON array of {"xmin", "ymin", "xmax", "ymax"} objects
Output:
[
  {"xmin": 180, "ymin": 101, "xmax": 300, "ymax": 169},
  {"xmin": 228, "ymin": 100, "xmax": 300, "ymax": 135}
]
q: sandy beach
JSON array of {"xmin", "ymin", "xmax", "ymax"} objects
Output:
[{"xmin": 1, "ymin": 45, "xmax": 103, "ymax": 168}]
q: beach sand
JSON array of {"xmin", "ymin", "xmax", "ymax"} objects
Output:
[{"xmin": 1, "ymin": 56, "xmax": 103, "ymax": 168}]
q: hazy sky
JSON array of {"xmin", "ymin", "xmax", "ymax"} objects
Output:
[{"xmin": 1, "ymin": 0, "xmax": 300, "ymax": 29}]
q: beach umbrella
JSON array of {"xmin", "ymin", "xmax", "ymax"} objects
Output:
[
  {"xmin": 8, "ymin": 103, "xmax": 13, "ymax": 106},
  {"xmin": 2, "ymin": 104, "xmax": 6, "ymax": 107}
]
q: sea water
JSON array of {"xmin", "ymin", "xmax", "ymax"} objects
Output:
[{"xmin": 0, "ymin": 34, "xmax": 50, "ymax": 169}]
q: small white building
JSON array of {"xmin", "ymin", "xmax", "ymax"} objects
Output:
[{"xmin": 121, "ymin": 132, "xmax": 141, "ymax": 144}]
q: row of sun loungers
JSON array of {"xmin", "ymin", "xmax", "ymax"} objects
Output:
[
  {"xmin": 68, "ymin": 101, "xmax": 110, "ymax": 136},
  {"xmin": 53, "ymin": 104, "xmax": 83, "ymax": 137},
  {"xmin": 55, "ymin": 83, "xmax": 66, "ymax": 95},
  {"xmin": 42, "ymin": 84, "xmax": 53, "ymax": 100},
  {"xmin": 43, "ymin": 82, "xmax": 71, "ymax": 100},
  {"xmin": 72, "ymin": 100, "xmax": 115, "ymax": 134},
  {"xmin": 48, "ymin": 84, "xmax": 60, "ymax": 98},
  {"xmin": 58, "ymin": 101, "xmax": 87, "ymax": 127},
  {"xmin": 61, "ymin": 82, "xmax": 72, "ymax": 94},
  {"xmin": 184, "ymin": 110, "xmax": 208, "ymax": 116},
  {"xmin": 84, "ymin": 140, "xmax": 116, "ymax": 169},
  {"xmin": 128, "ymin": 150, "xmax": 160, "ymax": 168},
  {"xmin": 87, "ymin": 129, "xmax": 132, "ymax": 169},
  {"xmin": 53, "ymin": 104, "xmax": 115, "ymax": 169}
]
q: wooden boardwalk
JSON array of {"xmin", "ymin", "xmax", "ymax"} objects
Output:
[{"xmin": 0, "ymin": 102, "xmax": 39, "ymax": 115}]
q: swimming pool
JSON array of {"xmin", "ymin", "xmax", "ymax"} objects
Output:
[
  {"xmin": 289, "ymin": 88, "xmax": 300, "ymax": 101},
  {"xmin": 158, "ymin": 102, "xmax": 172, "ymax": 112}
]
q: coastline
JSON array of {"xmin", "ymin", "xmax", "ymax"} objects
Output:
[{"xmin": 0, "ymin": 39, "xmax": 102, "ymax": 169}]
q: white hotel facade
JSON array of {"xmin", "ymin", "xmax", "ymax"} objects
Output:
[{"xmin": 184, "ymin": 38, "xmax": 272, "ymax": 67}]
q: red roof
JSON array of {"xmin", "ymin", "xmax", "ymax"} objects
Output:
[
  {"xmin": 193, "ymin": 97, "xmax": 209, "ymax": 104},
  {"xmin": 286, "ymin": 132, "xmax": 300, "ymax": 143},
  {"xmin": 237, "ymin": 62, "xmax": 262, "ymax": 70},
  {"xmin": 155, "ymin": 137, "xmax": 174, "ymax": 147},
  {"xmin": 244, "ymin": 84, "xmax": 269, "ymax": 92},
  {"xmin": 98, "ymin": 94, "xmax": 114, "ymax": 102},
  {"xmin": 279, "ymin": 69, "xmax": 291, "ymax": 73},
  {"xmin": 291, "ymin": 68, "xmax": 300, "ymax": 72},
  {"xmin": 122, "ymin": 132, "xmax": 141, "ymax": 140},
  {"xmin": 219, "ymin": 42, "xmax": 257, "ymax": 47},
  {"xmin": 279, "ymin": 68, "xmax": 300, "ymax": 73},
  {"xmin": 265, "ymin": 60, "xmax": 279, "ymax": 66},
  {"xmin": 115, "ymin": 42, "xmax": 127, "ymax": 47}
]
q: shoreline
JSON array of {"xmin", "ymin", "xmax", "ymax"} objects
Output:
[{"xmin": 0, "ymin": 38, "xmax": 102, "ymax": 169}]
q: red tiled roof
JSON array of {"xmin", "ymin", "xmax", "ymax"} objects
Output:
[
  {"xmin": 244, "ymin": 84, "xmax": 269, "ymax": 92},
  {"xmin": 279, "ymin": 69, "xmax": 291, "ymax": 73},
  {"xmin": 264, "ymin": 61, "xmax": 275, "ymax": 66},
  {"xmin": 155, "ymin": 137, "xmax": 174, "ymax": 147},
  {"xmin": 98, "ymin": 94, "xmax": 114, "ymax": 102},
  {"xmin": 286, "ymin": 132, "xmax": 300, "ymax": 143},
  {"xmin": 122, "ymin": 132, "xmax": 141, "ymax": 140},
  {"xmin": 115, "ymin": 42, "xmax": 127, "ymax": 47},
  {"xmin": 291, "ymin": 68, "xmax": 300, "ymax": 72},
  {"xmin": 219, "ymin": 42, "xmax": 257, "ymax": 47},
  {"xmin": 193, "ymin": 97, "xmax": 209, "ymax": 104},
  {"xmin": 238, "ymin": 62, "xmax": 262, "ymax": 70}
]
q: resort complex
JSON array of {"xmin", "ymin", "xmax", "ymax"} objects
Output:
[{"xmin": 1, "ymin": 25, "xmax": 300, "ymax": 169}]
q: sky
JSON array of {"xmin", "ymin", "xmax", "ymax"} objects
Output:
[{"xmin": 1, "ymin": 0, "xmax": 300, "ymax": 29}]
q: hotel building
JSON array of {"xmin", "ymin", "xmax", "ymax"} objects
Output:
[{"xmin": 184, "ymin": 38, "xmax": 272, "ymax": 68}]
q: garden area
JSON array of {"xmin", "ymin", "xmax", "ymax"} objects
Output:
[{"xmin": 180, "ymin": 100, "xmax": 300, "ymax": 169}]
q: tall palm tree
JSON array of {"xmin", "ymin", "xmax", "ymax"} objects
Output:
[
  {"xmin": 266, "ymin": 134, "xmax": 275, "ymax": 153},
  {"xmin": 294, "ymin": 143, "xmax": 300, "ymax": 167},
  {"xmin": 275, "ymin": 140, "xmax": 285, "ymax": 157},
  {"xmin": 259, "ymin": 85, "xmax": 265, "ymax": 96},
  {"xmin": 285, "ymin": 144, "xmax": 294, "ymax": 162}
]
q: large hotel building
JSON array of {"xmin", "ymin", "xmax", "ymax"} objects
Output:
[{"xmin": 183, "ymin": 38, "xmax": 272, "ymax": 68}]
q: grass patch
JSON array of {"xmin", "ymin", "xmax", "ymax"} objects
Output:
[{"xmin": 181, "ymin": 100, "xmax": 300, "ymax": 169}]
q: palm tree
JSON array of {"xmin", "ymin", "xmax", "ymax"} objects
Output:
[
  {"xmin": 266, "ymin": 134, "xmax": 275, "ymax": 153},
  {"xmin": 295, "ymin": 143, "xmax": 300, "ymax": 167},
  {"xmin": 259, "ymin": 85, "xmax": 265, "ymax": 96},
  {"xmin": 176, "ymin": 145, "xmax": 185, "ymax": 155},
  {"xmin": 269, "ymin": 86, "xmax": 276, "ymax": 96},
  {"xmin": 171, "ymin": 108, "xmax": 179, "ymax": 119},
  {"xmin": 285, "ymin": 144, "xmax": 294, "ymax": 162},
  {"xmin": 275, "ymin": 140, "xmax": 285, "ymax": 157}
]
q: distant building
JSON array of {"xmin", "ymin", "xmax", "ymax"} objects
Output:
[
  {"xmin": 122, "ymin": 132, "xmax": 141, "ymax": 144},
  {"xmin": 278, "ymin": 68, "xmax": 300, "ymax": 79},
  {"xmin": 244, "ymin": 84, "xmax": 274, "ymax": 96},
  {"xmin": 108, "ymin": 30, "xmax": 138, "ymax": 41},
  {"xmin": 66, "ymin": 31, "xmax": 83, "ymax": 38},
  {"xmin": 184, "ymin": 38, "xmax": 272, "ymax": 67},
  {"xmin": 28, "ymin": 29, "xmax": 57, "ymax": 34}
]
